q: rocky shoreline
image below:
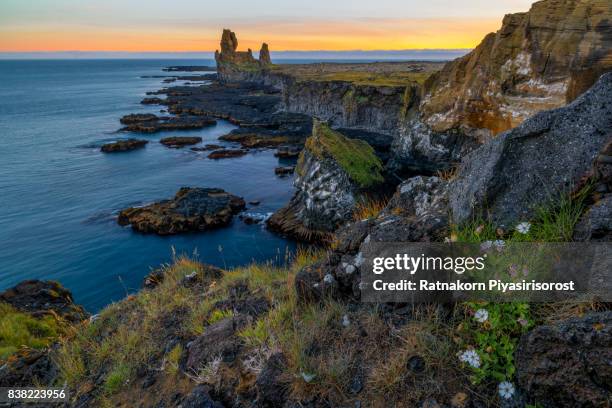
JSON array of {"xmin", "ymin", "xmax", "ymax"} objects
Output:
[{"xmin": 2, "ymin": 1, "xmax": 611, "ymax": 406}]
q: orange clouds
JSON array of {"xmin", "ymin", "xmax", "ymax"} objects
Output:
[{"xmin": 0, "ymin": 18, "xmax": 501, "ymax": 52}]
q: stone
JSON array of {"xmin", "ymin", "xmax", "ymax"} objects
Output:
[
  {"xmin": 449, "ymin": 73, "xmax": 612, "ymax": 227},
  {"xmin": 207, "ymin": 149, "xmax": 248, "ymax": 159},
  {"xmin": 180, "ymin": 385, "xmax": 223, "ymax": 408},
  {"xmin": 573, "ymin": 194, "xmax": 612, "ymax": 241},
  {"xmin": 515, "ymin": 311, "xmax": 612, "ymax": 408},
  {"xmin": 275, "ymin": 145, "xmax": 302, "ymax": 158},
  {"xmin": 274, "ymin": 166, "xmax": 295, "ymax": 176},
  {"xmin": 140, "ymin": 97, "xmax": 163, "ymax": 105},
  {"xmin": 421, "ymin": 0, "xmax": 612, "ymax": 137},
  {"xmin": 101, "ymin": 139, "xmax": 148, "ymax": 153},
  {"xmin": 186, "ymin": 316, "xmax": 249, "ymax": 370},
  {"xmin": 118, "ymin": 187, "xmax": 245, "ymax": 235},
  {"xmin": 159, "ymin": 136, "xmax": 202, "ymax": 147},
  {"xmin": 255, "ymin": 353, "xmax": 290, "ymax": 407},
  {"xmin": 120, "ymin": 114, "xmax": 216, "ymax": 133},
  {"xmin": 0, "ymin": 349, "xmax": 59, "ymax": 387}
]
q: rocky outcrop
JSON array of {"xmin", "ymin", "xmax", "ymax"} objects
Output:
[
  {"xmin": 516, "ymin": 311, "xmax": 612, "ymax": 407},
  {"xmin": 207, "ymin": 149, "xmax": 248, "ymax": 159},
  {"xmin": 421, "ymin": 0, "xmax": 612, "ymax": 138},
  {"xmin": 186, "ymin": 316, "xmax": 249, "ymax": 370},
  {"xmin": 0, "ymin": 280, "xmax": 88, "ymax": 323},
  {"xmin": 449, "ymin": 72, "xmax": 612, "ymax": 226},
  {"xmin": 120, "ymin": 113, "xmax": 216, "ymax": 133},
  {"xmin": 159, "ymin": 136, "xmax": 202, "ymax": 147},
  {"xmin": 118, "ymin": 187, "xmax": 246, "ymax": 235},
  {"xmin": 215, "ymin": 29, "xmax": 272, "ymax": 82},
  {"xmin": 267, "ymin": 121, "xmax": 384, "ymax": 242},
  {"xmin": 101, "ymin": 139, "xmax": 148, "ymax": 153}
]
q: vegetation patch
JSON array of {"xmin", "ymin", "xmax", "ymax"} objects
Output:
[
  {"xmin": 0, "ymin": 302, "xmax": 65, "ymax": 361},
  {"xmin": 306, "ymin": 122, "xmax": 384, "ymax": 188}
]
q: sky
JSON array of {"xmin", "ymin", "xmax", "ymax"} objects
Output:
[{"xmin": 0, "ymin": 0, "xmax": 535, "ymax": 52}]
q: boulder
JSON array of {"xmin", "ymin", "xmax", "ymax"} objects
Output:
[
  {"xmin": 207, "ymin": 149, "xmax": 248, "ymax": 159},
  {"xmin": 186, "ymin": 316, "xmax": 248, "ymax": 370},
  {"xmin": 275, "ymin": 145, "xmax": 302, "ymax": 158},
  {"xmin": 274, "ymin": 166, "xmax": 295, "ymax": 176},
  {"xmin": 449, "ymin": 73, "xmax": 612, "ymax": 226},
  {"xmin": 100, "ymin": 139, "xmax": 148, "ymax": 153},
  {"xmin": 516, "ymin": 311, "xmax": 612, "ymax": 407},
  {"xmin": 180, "ymin": 385, "xmax": 223, "ymax": 408},
  {"xmin": 159, "ymin": 136, "xmax": 202, "ymax": 147},
  {"xmin": 117, "ymin": 187, "xmax": 245, "ymax": 235},
  {"xmin": 0, "ymin": 280, "xmax": 88, "ymax": 323},
  {"xmin": 0, "ymin": 348, "xmax": 59, "ymax": 387},
  {"xmin": 255, "ymin": 353, "xmax": 290, "ymax": 407}
]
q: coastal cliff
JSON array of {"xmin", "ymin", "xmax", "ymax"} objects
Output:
[{"xmin": 421, "ymin": 0, "xmax": 612, "ymax": 137}]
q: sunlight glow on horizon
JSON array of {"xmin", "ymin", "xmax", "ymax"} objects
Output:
[{"xmin": 0, "ymin": 0, "xmax": 535, "ymax": 52}]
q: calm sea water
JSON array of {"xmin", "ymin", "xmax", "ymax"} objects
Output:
[{"xmin": 0, "ymin": 59, "xmax": 299, "ymax": 311}]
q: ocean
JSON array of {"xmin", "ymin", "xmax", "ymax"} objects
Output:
[{"xmin": 0, "ymin": 59, "xmax": 299, "ymax": 311}]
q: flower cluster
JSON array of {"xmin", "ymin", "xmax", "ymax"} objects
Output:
[
  {"xmin": 498, "ymin": 381, "xmax": 515, "ymax": 399},
  {"xmin": 458, "ymin": 349, "xmax": 481, "ymax": 368}
]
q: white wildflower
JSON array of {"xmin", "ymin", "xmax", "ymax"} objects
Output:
[
  {"xmin": 341, "ymin": 314, "xmax": 350, "ymax": 327},
  {"xmin": 301, "ymin": 372, "xmax": 316, "ymax": 383},
  {"xmin": 498, "ymin": 381, "xmax": 515, "ymax": 400},
  {"xmin": 515, "ymin": 222, "xmax": 531, "ymax": 234},
  {"xmin": 323, "ymin": 274, "xmax": 335, "ymax": 284},
  {"xmin": 474, "ymin": 309, "xmax": 489, "ymax": 323},
  {"xmin": 480, "ymin": 240, "xmax": 493, "ymax": 252},
  {"xmin": 493, "ymin": 240, "xmax": 505, "ymax": 252},
  {"xmin": 459, "ymin": 350, "xmax": 481, "ymax": 368}
]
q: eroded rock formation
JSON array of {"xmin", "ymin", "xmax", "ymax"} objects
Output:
[
  {"xmin": 215, "ymin": 29, "xmax": 272, "ymax": 82},
  {"xmin": 421, "ymin": 0, "xmax": 612, "ymax": 137}
]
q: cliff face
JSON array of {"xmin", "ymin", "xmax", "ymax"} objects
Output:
[
  {"xmin": 279, "ymin": 78, "xmax": 415, "ymax": 135},
  {"xmin": 214, "ymin": 29, "xmax": 272, "ymax": 82},
  {"xmin": 421, "ymin": 0, "xmax": 612, "ymax": 137}
]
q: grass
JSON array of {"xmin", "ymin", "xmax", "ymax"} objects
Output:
[
  {"xmin": 295, "ymin": 71, "xmax": 432, "ymax": 87},
  {"xmin": 353, "ymin": 197, "xmax": 388, "ymax": 221},
  {"xmin": 0, "ymin": 302, "xmax": 65, "ymax": 361},
  {"xmin": 306, "ymin": 122, "xmax": 384, "ymax": 188}
]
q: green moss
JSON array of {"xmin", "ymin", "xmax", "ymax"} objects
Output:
[
  {"xmin": 305, "ymin": 122, "xmax": 384, "ymax": 188},
  {"xmin": 0, "ymin": 302, "xmax": 62, "ymax": 361}
]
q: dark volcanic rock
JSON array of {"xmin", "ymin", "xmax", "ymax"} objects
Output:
[
  {"xmin": 186, "ymin": 316, "xmax": 249, "ymax": 369},
  {"xmin": 120, "ymin": 113, "xmax": 157, "ymax": 124},
  {"xmin": 275, "ymin": 145, "xmax": 302, "ymax": 158},
  {"xmin": 141, "ymin": 97, "xmax": 163, "ymax": 105},
  {"xmin": 256, "ymin": 353, "xmax": 290, "ymax": 407},
  {"xmin": 181, "ymin": 385, "xmax": 223, "ymax": 408},
  {"xmin": 207, "ymin": 149, "xmax": 248, "ymax": 159},
  {"xmin": 0, "ymin": 348, "xmax": 59, "ymax": 387},
  {"xmin": 117, "ymin": 187, "xmax": 245, "ymax": 235},
  {"xmin": 120, "ymin": 113, "xmax": 216, "ymax": 133},
  {"xmin": 0, "ymin": 280, "xmax": 88, "ymax": 323},
  {"xmin": 101, "ymin": 138, "xmax": 148, "ymax": 153},
  {"xmin": 516, "ymin": 311, "xmax": 612, "ymax": 408},
  {"xmin": 274, "ymin": 166, "xmax": 295, "ymax": 176},
  {"xmin": 449, "ymin": 73, "xmax": 612, "ymax": 226},
  {"xmin": 159, "ymin": 136, "xmax": 202, "ymax": 147}
]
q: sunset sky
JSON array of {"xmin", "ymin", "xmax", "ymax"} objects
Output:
[{"xmin": 1, "ymin": 0, "xmax": 535, "ymax": 52}]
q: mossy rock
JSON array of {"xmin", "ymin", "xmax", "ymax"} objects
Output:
[{"xmin": 302, "ymin": 122, "xmax": 384, "ymax": 188}]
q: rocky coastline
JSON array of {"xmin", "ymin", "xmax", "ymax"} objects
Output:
[{"xmin": 2, "ymin": 1, "xmax": 612, "ymax": 406}]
